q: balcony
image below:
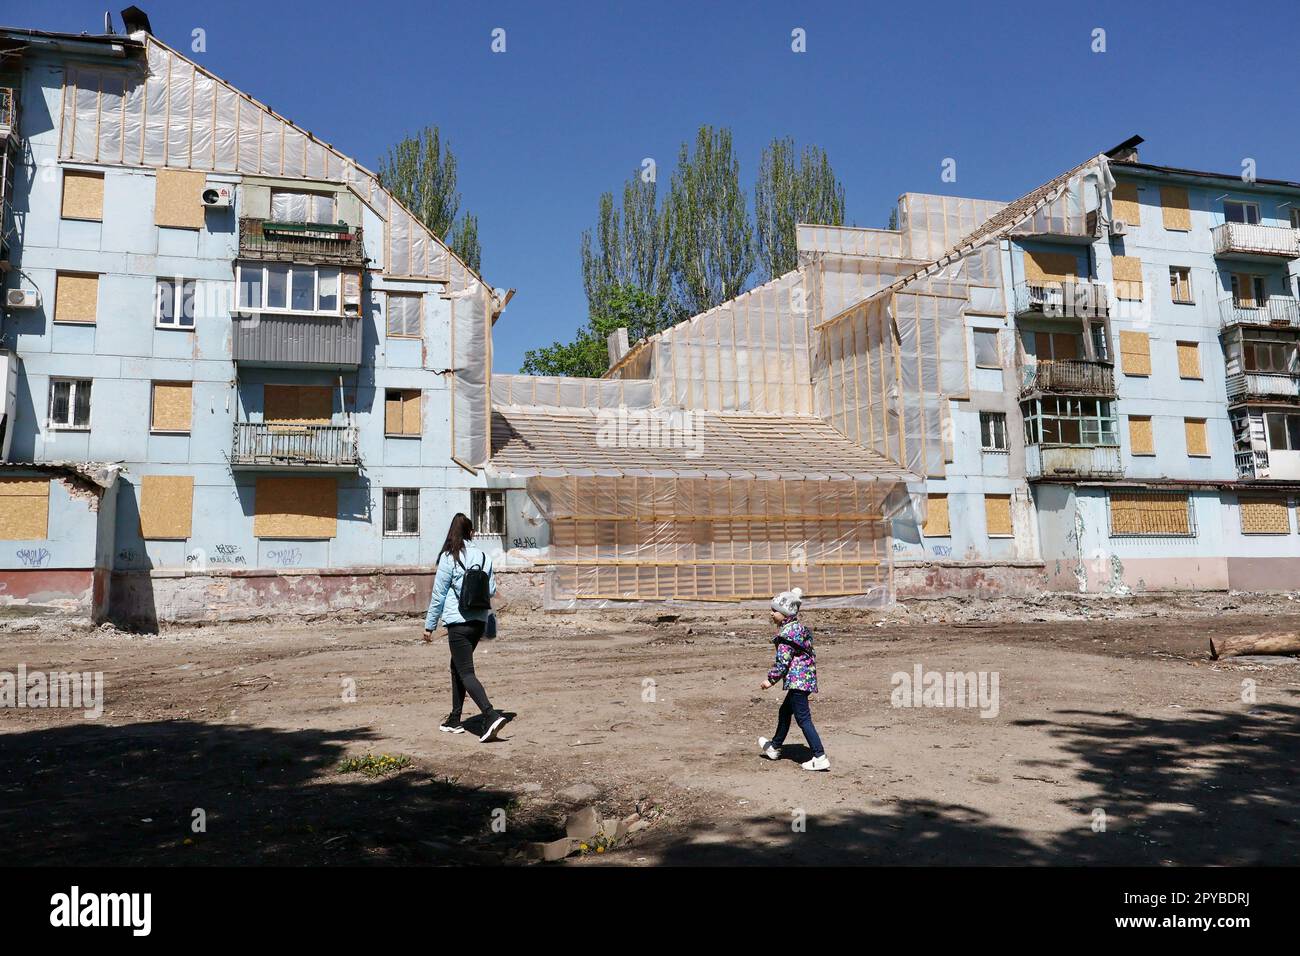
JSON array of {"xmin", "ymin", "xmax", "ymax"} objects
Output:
[
  {"xmin": 1020, "ymin": 359, "xmax": 1115, "ymax": 397},
  {"xmin": 1226, "ymin": 371, "xmax": 1300, "ymax": 402},
  {"xmin": 1212, "ymin": 222, "xmax": 1300, "ymax": 260},
  {"xmin": 0, "ymin": 88, "xmax": 16, "ymax": 143},
  {"xmin": 1013, "ymin": 280, "xmax": 1109, "ymax": 319},
  {"xmin": 1219, "ymin": 296, "xmax": 1300, "ymax": 330},
  {"xmin": 238, "ymin": 218, "xmax": 366, "ymax": 267},
  {"xmin": 232, "ymin": 311, "xmax": 362, "ymax": 369},
  {"xmin": 1026, "ymin": 444, "xmax": 1123, "ymax": 480},
  {"xmin": 230, "ymin": 422, "xmax": 360, "ymax": 470},
  {"xmin": 1235, "ymin": 449, "xmax": 1270, "ymax": 480}
]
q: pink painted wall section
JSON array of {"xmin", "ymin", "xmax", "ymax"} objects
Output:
[
  {"xmin": 895, "ymin": 562, "xmax": 1047, "ymax": 599},
  {"xmin": 0, "ymin": 569, "xmax": 95, "ymax": 613}
]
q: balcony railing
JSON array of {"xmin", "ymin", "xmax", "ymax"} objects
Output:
[
  {"xmin": 238, "ymin": 218, "xmax": 366, "ymax": 266},
  {"xmin": 1013, "ymin": 280, "xmax": 1110, "ymax": 319},
  {"xmin": 0, "ymin": 88, "xmax": 16, "ymax": 137},
  {"xmin": 1226, "ymin": 371, "xmax": 1300, "ymax": 402},
  {"xmin": 1219, "ymin": 295, "xmax": 1300, "ymax": 329},
  {"xmin": 1020, "ymin": 359, "xmax": 1115, "ymax": 396},
  {"xmin": 1236, "ymin": 449, "xmax": 1270, "ymax": 480},
  {"xmin": 231, "ymin": 311, "xmax": 362, "ymax": 368},
  {"xmin": 1212, "ymin": 222, "xmax": 1300, "ymax": 259},
  {"xmin": 1026, "ymin": 444, "xmax": 1123, "ymax": 480},
  {"xmin": 230, "ymin": 422, "xmax": 360, "ymax": 469}
]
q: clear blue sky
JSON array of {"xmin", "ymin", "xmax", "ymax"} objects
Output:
[{"xmin": 9, "ymin": 0, "xmax": 1299, "ymax": 371}]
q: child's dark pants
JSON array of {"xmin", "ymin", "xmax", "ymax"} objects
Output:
[{"xmin": 772, "ymin": 689, "xmax": 825, "ymax": 758}]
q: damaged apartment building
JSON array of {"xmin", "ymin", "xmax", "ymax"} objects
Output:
[{"xmin": 3, "ymin": 12, "xmax": 1300, "ymax": 623}]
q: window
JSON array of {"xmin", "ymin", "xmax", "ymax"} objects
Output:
[
  {"xmin": 1291, "ymin": 208, "xmax": 1300, "ymax": 229},
  {"xmin": 0, "ymin": 479, "xmax": 50, "ymax": 540},
  {"xmin": 237, "ymin": 263, "xmax": 342, "ymax": 314},
  {"xmin": 1230, "ymin": 273, "xmax": 1267, "ymax": 308},
  {"xmin": 1090, "ymin": 323, "xmax": 1109, "ymax": 361},
  {"xmin": 384, "ymin": 389, "xmax": 421, "ymax": 436},
  {"xmin": 984, "ymin": 495, "xmax": 1013, "ymax": 537},
  {"xmin": 973, "ymin": 329, "xmax": 1000, "ymax": 369},
  {"xmin": 1169, "ymin": 266, "xmax": 1193, "ymax": 304},
  {"xmin": 1022, "ymin": 397, "xmax": 1117, "ymax": 446},
  {"xmin": 1265, "ymin": 412, "xmax": 1300, "ymax": 451},
  {"xmin": 1112, "ymin": 182, "xmax": 1141, "ymax": 225},
  {"xmin": 1109, "ymin": 491, "xmax": 1193, "ymax": 537},
  {"xmin": 1184, "ymin": 418, "xmax": 1209, "ymax": 457},
  {"xmin": 1112, "ymin": 256, "xmax": 1144, "ymax": 301},
  {"xmin": 1240, "ymin": 497, "xmax": 1290, "ymax": 535},
  {"xmin": 387, "ymin": 293, "xmax": 422, "ymax": 338},
  {"xmin": 253, "ymin": 477, "xmax": 338, "ymax": 539},
  {"xmin": 1119, "ymin": 330, "xmax": 1151, "ymax": 376},
  {"xmin": 155, "ymin": 277, "xmax": 197, "ymax": 329},
  {"xmin": 139, "ymin": 475, "xmax": 194, "ymax": 540},
  {"xmin": 1128, "ymin": 415, "xmax": 1154, "ymax": 456},
  {"xmin": 154, "ymin": 169, "xmax": 205, "ymax": 230},
  {"xmin": 1224, "ymin": 201, "xmax": 1260, "ymax": 225},
  {"xmin": 383, "ymin": 488, "xmax": 420, "ymax": 536},
  {"xmin": 1243, "ymin": 336, "xmax": 1297, "ymax": 374},
  {"xmin": 54, "ymin": 272, "xmax": 99, "ymax": 324},
  {"xmin": 151, "ymin": 382, "xmax": 192, "ymax": 433},
  {"xmin": 61, "ymin": 170, "xmax": 104, "ymax": 221},
  {"xmin": 1160, "ymin": 186, "xmax": 1191, "ymax": 231},
  {"xmin": 1032, "ymin": 331, "xmax": 1079, "ymax": 362},
  {"xmin": 1176, "ymin": 341, "xmax": 1201, "ymax": 379},
  {"xmin": 923, "ymin": 493, "xmax": 950, "ymax": 537},
  {"xmin": 471, "ymin": 489, "xmax": 506, "ymax": 537},
  {"xmin": 48, "ymin": 378, "xmax": 91, "ymax": 430},
  {"xmin": 270, "ymin": 190, "xmax": 336, "ymax": 224},
  {"xmin": 980, "ymin": 412, "xmax": 1008, "ymax": 451}
]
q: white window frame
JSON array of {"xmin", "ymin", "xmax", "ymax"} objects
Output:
[
  {"xmin": 382, "ymin": 488, "xmax": 420, "ymax": 536},
  {"xmin": 386, "ymin": 292, "xmax": 423, "ymax": 339},
  {"xmin": 236, "ymin": 262, "xmax": 343, "ymax": 316},
  {"xmin": 155, "ymin": 276, "xmax": 197, "ymax": 330},
  {"xmin": 471, "ymin": 489, "xmax": 506, "ymax": 537},
  {"xmin": 973, "ymin": 328, "xmax": 1001, "ymax": 369},
  {"xmin": 1224, "ymin": 200, "xmax": 1261, "ymax": 225},
  {"xmin": 980, "ymin": 411, "xmax": 1009, "ymax": 452},
  {"xmin": 47, "ymin": 378, "xmax": 92, "ymax": 430},
  {"xmin": 1168, "ymin": 266, "xmax": 1193, "ymax": 305}
]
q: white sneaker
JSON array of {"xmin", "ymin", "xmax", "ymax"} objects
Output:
[
  {"xmin": 801, "ymin": 755, "xmax": 830, "ymax": 772},
  {"xmin": 758, "ymin": 737, "xmax": 781, "ymax": 761}
]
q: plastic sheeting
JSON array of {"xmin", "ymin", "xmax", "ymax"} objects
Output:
[
  {"xmin": 57, "ymin": 36, "xmax": 499, "ymax": 468},
  {"xmin": 492, "ymin": 373, "xmax": 655, "ymax": 410},
  {"xmin": 898, "ymin": 193, "xmax": 1008, "ymax": 260}
]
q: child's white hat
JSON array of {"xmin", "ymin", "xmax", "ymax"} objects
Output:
[{"xmin": 771, "ymin": 587, "xmax": 803, "ymax": 618}]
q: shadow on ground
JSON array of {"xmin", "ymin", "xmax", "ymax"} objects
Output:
[
  {"xmin": 0, "ymin": 720, "xmax": 550, "ymax": 865},
  {"xmin": 648, "ymin": 695, "xmax": 1300, "ymax": 865}
]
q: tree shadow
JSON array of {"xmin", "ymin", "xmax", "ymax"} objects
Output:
[
  {"xmin": 0, "ymin": 719, "xmax": 549, "ymax": 865},
  {"xmin": 647, "ymin": 695, "xmax": 1300, "ymax": 865}
]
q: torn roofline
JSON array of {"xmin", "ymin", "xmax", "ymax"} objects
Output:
[{"xmin": 1, "ymin": 460, "xmax": 122, "ymax": 491}]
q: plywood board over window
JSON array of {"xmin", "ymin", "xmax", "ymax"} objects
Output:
[
  {"xmin": 1023, "ymin": 250, "xmax": 1078, "ymax": 284},
  {"xmin": 61, "ymin": 170, "xmax": 104, "ymax": 221},
  {"xmin": 151, "ymin": 382, "xmax": 192, "ymax": 432},
  {"xmin": 1160, "ymin": 186, "xmax": 1191, "ymax": 231},
  {"xmin": 254, "ymin": 477, "xmax": 337, "ymax": 539},
  {"xmin": 138, "ymin": 475, "xmax": 194, "ymax": 540},
  {"xmin": 1184, "ymin": 418, "xmax": 1209, "ymax": 457},
  {"xmin": 0, "ymin": 479, "xmax": 50, "ymax": 540},
  {"xmin": 1129, "ymin": 415, "xmax": 1155, "ymax": 455},
  {"xmin": 1112, "ymin": 256, "xmax": 1144, "ymax": 301},
  {"xmin": 923, "ymin": 493, "xmax": 950, "ymax": 537},
  {"xmin": 1241, "ymin": 497, "xmax": 1290, "ymax": 535},
  {"xmin": 154, "ymin": 169, "xmax": 206, "ymax": 229},
  {"xmin": 384, "ymin": 389, "xmax": 422, "ymax": 436},
  {"xmin": 54, "ymin": 272, "xmax": 99, "ymax": 324},
  {"xmin": 1119, "ymin": 330, "xmax": 1151, "ymax": 376},
  {"xmin": 264, "ymin": 385, "xmax": 332, "ymax": 425},
  {"xmin": 1176, "ymin": 341, "xmax": 1201, "ymax": 379},
  {"xmin": 1110, "ymin": 491, "xmax": 1192, "ymax": 536},
  {"xmin": 1112, "ymin": 182, "xmax": 1141, "ymax": 225},
  {"xmin": 984, "ymin": 494, "xmax": 1013, "ymax": 537}
]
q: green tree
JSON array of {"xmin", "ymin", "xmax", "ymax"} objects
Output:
[
  {"xmin": 754, "ymin": 137, "xmax": 846, "ymax": 279},
  {"xmin": 378, "ymin": 126, "xmax": 482, "ymax": 272},
  {"xmin": 521, "ymin": 284, "xmax": 661, "ymax": 377},
  {"xmin": 665, "ymin": 125, "xmax": 754, "ymax": 316},
  {"xmin": 581, "ymin": 175, "xmax": 673, "ymax": 330}
]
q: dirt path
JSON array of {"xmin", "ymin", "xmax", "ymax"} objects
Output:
[{"xmin": 2, "ymin": 597, "xmax": 1299, "ymax": 865}]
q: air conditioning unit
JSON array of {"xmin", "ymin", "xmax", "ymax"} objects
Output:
[
  {"xmin": 4, "ymin": 288, "xmax": 37, "ymax": 310},
  {"xmin": 202, "ymin": 185, "xmax": 233, "ymax": 208},
  {"xmin": 1109, "ymin": 220, "xmax": 1129, "ymax": 237}
]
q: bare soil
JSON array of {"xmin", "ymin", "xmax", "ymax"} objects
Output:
[{"xmin": 3, "ymin": 591, "xmax": 1299, "ymax": 866}]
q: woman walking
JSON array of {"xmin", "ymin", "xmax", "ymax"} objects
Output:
[{"xmin": 423, "ymin": 512, "xmax": 511, "ymax": 742}]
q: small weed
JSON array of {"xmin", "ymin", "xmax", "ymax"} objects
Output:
[{"xmin": 337, "ymin": 753, "xmax": 412, "ymax": 777}]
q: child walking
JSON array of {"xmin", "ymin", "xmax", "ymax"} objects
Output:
[{"xmin": 758, "ymin": 587, "xmax": 829, "ymax": 771}]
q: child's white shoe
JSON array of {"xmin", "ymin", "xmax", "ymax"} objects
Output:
[
  {"xmin": 801, "ymin": 755, "xmax": 830, "ymax": 772},
  {"xmin": 758, "ymin": 737, "xmax": 781, "ymax": 760}
]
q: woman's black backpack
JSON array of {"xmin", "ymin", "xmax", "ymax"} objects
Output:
[{"xmin": 454, "ymin": 554, "xmax": 492, "ymax": 611}]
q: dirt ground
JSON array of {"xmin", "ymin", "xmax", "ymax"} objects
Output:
[{"xmin": 3, "ymin": 591, "xmax": 1299, "ymax": 866}]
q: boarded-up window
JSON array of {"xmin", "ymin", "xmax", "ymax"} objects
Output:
[
  {"xmin": 1119, "ymin": 330, "xmax": 1151, "ymax": 376},
  {"xmin": 54, "ymin": 272, "xmax": 99, "ymax": 324},
  {"xmin": 1176, "ymin": 341, "xmax": 1201, "ymax": 379},
  {"xmin": 61, "ymin": 170, "xmax": 104, "ymax": 221},
  {"xmin": 154, "ymin": 169, "xmax": 206, "ymax": 229},
  {"xmin": 1184, "ymin": 418, "xmax": 1209, "ymax": 457},
  {"xmin": 386, "ymin": 293, "xmax": 422, "ymax": 338},
  {"xmin": 1034, "ymin": 331, "xmax": 1080, "ymax": 362},
  {"xmin": 254, "ymin": 477, "xmax": 337, "ymax": 539},
  {"xmin": 1023, "ymin": 250, "xmax": 1078, "ymax": 284},
  {"xmin": 1112, "ymin": 182, "xmax": 1141, "ymax": 225},
  {"xmin": 0, "ymin": 479, "xmax": 50, "ymax": 540},
  {"xmin": 1112, "ymin": 256, "xmax": 1144, "ymax": 301},
  {"xmin": 1241, "ymin": 497, "xmax": 1290, "ymax": 535},
  {"xmin": 923, "ymin": 493, "xmax": 949, "ymax": 537},
  {"xmin": 151, "ymin": 382, "xmax": 192, "ymax": 432},
  {"xmin": 384, "ymin": 389, "xmax": 421, "ymax": 436},
  {"xmin": 1129, "ymin": 415, "xmax": 1154, "ymax": 455},
  {"xmin": 1160, "ymin": 186, "xmax": 1191, "ymax": 231},
  {"xmin": 264, "ymin": 385, "xmax": 332, "ymax": 425},
  {"xmin": 1110, "ymin": 491, "xmax": 1192, "ymax": 536},
  {"xmin": 139, "ymin": 475, "xmax": 194, "ymax": 539},
  {"xmin": 984, "ymin": 494, "xmax": 1013, "ymax": 537}
]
